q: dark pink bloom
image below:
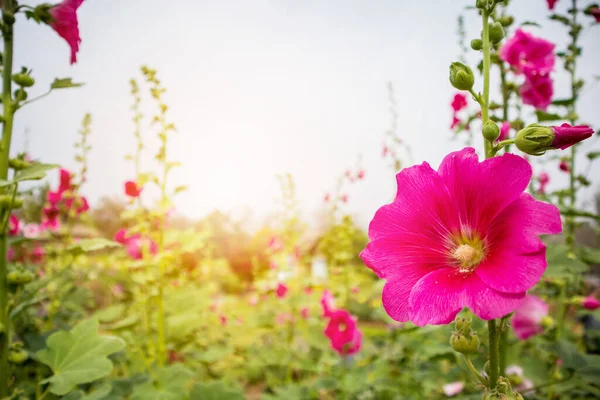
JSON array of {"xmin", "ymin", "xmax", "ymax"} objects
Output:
[
  {"xmin": 8, "ymin": 215, "xmax": 19, "ymax": 236},
  {"xmin": 360, "ymin": 148, "xmax": 562, "ymax": 326},
  {"xmin": 47, "ymin": 190, "xmax": 63, "ymax": 205},
  {"xmin": 583, "ymin": 296, "xmax": 600, "ymax": 311},
  {"xmin": 538, "ymin": 172, "xmax": 550, "ymax": 194},
  {"xmin": 321, "ymin": 290, "xmax": 337, "ymax": 317},
  {"xmin": 59, "ymin": 168, "xmax": 72, "ymax": 193},
  {"xmin": 450, "ymin": 115, "xmax": 460, "ymax": 130},
  {"xmin": 351, "ymin": 286, "xmax": 359, "ymax": 294},
  {"xmin": 498, "ymin": 121, "xmax": 511, "ymax": 142},
  {"xmin": 30, "ymin": 246, "xmax": 45, "ymax": 263},
  {"xmin": 300, "ymin": 307, "xmax": 310, "ymax": 319},
  {"xmin": 276, "ymin": 282, "xmax": 288, "ymax": 298},
  {"xmin": 451, "ymin": 93, "xmax": 468, "ymax": 112},
  {"xmin": 219, "ymin": 315, "xmax": 227, "ymax": 326},
  {"xmin": 512, "ymin": 295, "xmax": 548, "ymax": 340},
  {"xmin": 324, "ymin": 309, "xmax": 362, "ymax": 356},
  {"xmin": 49, "ymin": 0, "xmax": 85, "ymax": 64},
  {"xmin": 521, "ymin": 73, "xmax": 553, "ymax": 110},
  {"xmin": 114, "ymin": 229, "xmax": 128, "ymax": 244},
  {"xmin": 357, "ymin": 169, "xmax": 365, "ymax": 180},
  {"xmin": 126, "ymin": 234, "xmax": 158, "ymax": 260},
  {"xmin": 41, "ymin": 205, "xmax": 60, "ymax": 231},
  {"xmin": 559, "ymin": 160, "xmax": 569, "ymax": 173},
  {"xmin": 547, "ymin": 0, "xmax": 558, "ymax": 10},
  {"xmin": 551, "ymin": 123, "xmax": 594, "ymax": 150},
  {"xmin": 499, "ymin": 29, "xmax": 555, "ymax": 75},
  {"xmin": 77, "ymin": 196, "xmax": 89, "ymax": 214},
  {"xmin": 589, "ymin": 6, "xmax": 600, "ymax": 22},
  {"xmin": 6, "ymin": 247, "xmax": 14, "ymax": 261},
  {"xmin": 124, "ymin": 180, "xmax": 143, "ymax": 198}
]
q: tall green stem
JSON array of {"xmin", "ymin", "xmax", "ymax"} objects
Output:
[
  {"xmin": 566, "ymin": 0, "xmax": 579, "ymax": 252},
  {"xmin": 488, "ymin": 319, "xmax": 499, "ymax": 389},
  {"xmin": 0, "ymin": 2, "xmax": 14, "ymax": 395},
  {"xmin": 481, "ymin": 10, "xmax": 493, "ymax": 158}
]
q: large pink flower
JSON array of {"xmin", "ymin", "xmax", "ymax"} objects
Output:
[
  {"xmin": 512, "ymin": 295, "xmax": 548, "ymax": 340},
  {"xmin": 582, "ymin": 296, "xmax": 600, "ymax": 311},
  {"xmin": 499, "ymin": 29, "xmax": 555, "ymax": 75},
  {"xmin": 126, "ymin": 234, "xmax": 158, "ymax": 260},
  {"xmin": 49, "ymin": 0, "xmax": 85, "ymax": 64},
  {"xmin": 520, "ymin": 73, "xmax": 553, "ymax": 110},
  {"xmin": 324, "ymin": 309, "xmax": 362, "ymax": 356},
  {"xmin": 360, "ymin": 148, "xmax": 561, "ymax": 326}
]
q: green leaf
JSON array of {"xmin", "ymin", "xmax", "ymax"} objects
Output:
[
  {"xmin": 51, "ymin": 77, "xmax": 84, "ymax": 90},
  {"xmin": 521, "ymin": 21, "xmax": 541, "ymax": 27},
  {"xmin": 554, "ymin": 340, "xmax": 588, "ymax": 370},
  {"xmin": 189, "ymin": 381, "xmax": 245, "ymax": 400},
  {"xmin": 131, "ymin": 365, "xmax": 194, "ymax": 400},
  {"xmin": 552, "ymin": 98, "xmax": 575, "ymax": 107},
  {"xmin": 578, "ymin": 246, "xmax": 600, "ymax": 265},
  {"xmin": 0, "ymin": 179, "xmax": 13, "ymax": 188},
  {"xmin": 549, "ymin": 14, "xmax": 571, "ymax": 25},
  {"xmin": 14, "ymin": 163, "xmax": 60, "ymax": 182},
  {"xmin": 587, "ymin": 151, "xmax": 600, "ymax": 160},
  {"xmin": 67, "ymin": 238, "xmax": 121, "ymax": 256},
  {"xmin": 174, "ymin": 185, "xmax": 187, "ymax": 194},
  {"xmin": 545, "ymin": 244, "xmax": 589, "ymax": 279},
  {"xmin": 535, "ymin": 111, "xmax": 563, "ymax": 122},
  {"xmin": 36, "ymin": 319, "xmax": 126, "ymax": 396},
  {"xmin": 92, "ymin": 304, "xmax": 126, "ymax": 323}
]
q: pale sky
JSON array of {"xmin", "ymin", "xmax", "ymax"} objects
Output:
[{"xmin": 11, "ymin": 0, "xmax": 600, "ymax": 229}]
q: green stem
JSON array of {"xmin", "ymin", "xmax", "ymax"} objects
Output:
[
  {"xmin": 464, "ymin": 354, "xmax": 488, "ymax": 385},
  {"xmin": 488, "ymin": 319, "xmax": 499, "ymax": 389},
  {"xmin": 566, "ymin": 0, "xmax": 578, "ymax": 253},
  {"xmin": 481, "ymin": 10, "xmax": 493, "ymax": 158},
  {"xmin": 499, "ymin": 316, "xmax": 509, "ymax": 377},
  {"xmin": 555, "ymin": 282, "xmax": 567, "ymax": 341},
  {"xmin": 0, "ymin": 3, "xmax": 14, "ymax": 395}
]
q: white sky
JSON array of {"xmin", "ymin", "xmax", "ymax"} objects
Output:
[{"xmin": 10, "ymin": 0, "xmax": 600, "ymax": 229}]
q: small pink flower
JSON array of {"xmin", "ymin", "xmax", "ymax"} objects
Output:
[
  {"xmin": 126, "ymin": 235, "xmax": 158, "ymax": 260},
  {"xmin": 30, "ymin": 246, "xmax": 45, "ymax": 263},
  {"xmin": 442, "ymin": 382, "xmax": 464, "ymax": 397},
  {"xmin": 341, "ymin": 194, "xmax": 348, "ymax": 203},
  {"xmin": 551, "ymin": 123, "xmax": 594, "ymax": 150},
  {"xmin": 124, "ymin": 180, "xmax": 143, "ymax": 198},
  {"xmin": 588, "ymin": 6, "xmax": 600, "ymax": 22},
  {"xmin": 360, "ymin": 148, "xmax": 562, "ymax": 326},
  {"xmin": 582, "ymin": 296, "xmax": 600, "ymax": 311},
  {"xmin": 451, "ymin": 93, "xmax": 468, "ymax": 112},
  {"xmin": 77, "ymin": 196, "xmax": 89, "ymax": 214},
  {"xmin": 538, "ymin": 172, "xmax": 550, "ymax": 194},
  {"xmin": 267, "ymin": 236, "xmax": 284, "ymax": 252},
  {"xmin": 321, "ymin": 290, "xmax": 337, "ymax": 317},
  {"xmin": 47, "ymin": 190, "xmax": 63, "ymax": 205},
  {"xmin": 547, "ymin": 0, "xmax": 558, "ymax": 10},
  {"xmin": 114, "ymin": 229, "xmax": 128, "ymax": 244},
  {"xmin": 498, "ymin": 121, "xmax": 511, "ymax": 142},
  {"xmin": 324, "ymin": 193, "xmax": 330, "ymax": 202},
  {"xmin": 500, "ymin": 29, "xmax": 555, "ymax": 75},
  {"xmin": 324, "ymin": 309, "xmax": 362, "ymax": 356},
  {"xmin": 357, "ymin": 169, "xmax": 365, "ymax": 180},
  {"xmin": 23, "ymin": 223, "xmax": 41, "ymax": 239},
  {"xmin": 351, "ymin": 286, "xmax": 359, "ymax": 294},
  {"xmin": 304, "ymin": 286, "xmax": 313, "ymax": 294},
  {"xmin": 219, "ymin": 315, "xmax": 228, "ymax": 326},
  {"xmin": 276, "ymin": 312, "xmax": 293, "ymax": 325},
  {"xmin": 59, "ymin": 168, "xmax": 72, "ymax": 193},
  {"xmin": 276, "ymin": 283, "xmax": 288, "ymax": 298},
  {"xmin": 300, "ymin": 307, "xmax": 310, "ymax": 319},
  {"xmin": 513, "ymin": 295, "xmax": 548, "ymax": 340},
  {"xmin": 49, "ymin": 0, "xmax": 85, "ymax": 64},
  {"xmin": 450, "ymin": 115, "xmax": 460, "ymax": 130},
  {"xmin": 521, "ymin": 73, "xmax": 553, "ymax": 110},
  {"xmin": 8, "ymin": 215, "xmax": 19, "ymax": 236},
  {"xmin": 559, "ymin": 160, "xmax": 570, "ymax": 173},
  {"xmin": 112, "ymin": 284, "xmax": 124, "ymax": 297},
  {"xmin": 382, "ymin": 144, "xmax": 389, "ymax": 157}
]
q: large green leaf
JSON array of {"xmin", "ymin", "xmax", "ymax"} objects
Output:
[
  {"xmin": 131, "ymin": 365, "xmax": 194, "ymax": 400},
  {"xmin": 544, "ymin": 244, "xmax": 588, "ymax": 279},
  {"xmin": 36, "ymin": 319, "xmax": 126, "ymax": 395},
  {"xmin": 189, "ymin": 381, "xmax": 245, "ymax": 400},
  {"xmin": 14, "ymin": 163, "xmax": 60, "ymax": 181},
  {"xmin": 67, "ymin": 238, "xmax": 121, "ymax": 256}
]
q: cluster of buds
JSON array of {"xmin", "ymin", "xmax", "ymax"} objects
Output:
[
  {"xmin": 482, "ymin": 377, "xmax": 524, "ymax": 400},
  {"xmin": 450, "ymin": 316, "xmax": 480, "ymax": 354}
]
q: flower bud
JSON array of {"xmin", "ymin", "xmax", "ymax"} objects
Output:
[
  {"xmin": 8, "ymin": 349, "xmax": 28, "ymax": 364},
  {"xmin": 514, "ymin": 124, "xmax": 554, "ymax": 156},
  {"xmin": 0, "ymin": 195, "xmax": 23, "ymax": 209},
  {"xmin": 551, "ymin": 123, "xmax": 594, "ymax": 150},
  {"xmin": 483, "ymin": 120, "xmax": 500, "ymax": 141},
  {"xmin": 499, "ymin": 15, "xmax": 514, "ymax": 27},
  {"xmin": 471, "ymin": 39, "xmax": 483, "ymax": 51},
  {"xmin": 449, "ymin": 62, "xmax": 475, "ymax": 91},
  {"xmin": 9, "ymin": 158, "xmax": 32, "ymax": 171},
  {"xmin": 14, "ymin": 88, "xmax": 27, "ymax": 102},
  {"xmin": 489, "ymin": 22, "xmax": 505, "ymax": 44},
  {"xmin": 12, "ymin": 73, "xmax": 34, "ymax": 87},
  {"xmin": 540, "ymin": 315, "xmax": 555, "ymax": 329},
  {"xmin": 450, "ymin": 331, "xmax": 480, "ymax": 354},
  {"xmin": 476, "ymin": 0, "xmax": 487, "ymax": 9}
]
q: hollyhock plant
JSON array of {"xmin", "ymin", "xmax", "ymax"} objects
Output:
[
  {"xmin": 360, "ymin": 148, "xmax": 561, "ymax": 326},
  {"xmin": 586, "ymin": 5, "xmax": 600, "ymax": 22},
  {"xmin": 124, "ymin": 180, "xmax": 143, "ymax": 197},
  {"xmin": 8, "ymin": 215, "xmax": 19, "ymax": 236},
  {"xmin": 321, "ymin": 289, "xmax": 337, "ymax": 317},
  {"xmin": 48, "ymin": 0, "xmax": 85, "ymax": 64},
  {"xmin": 451, "ymin": 93, "xmax": 468, "ymax": 112},
  {"xmin": 59, "ymin": 168, "xmax": 72, "ymax": 193},
  {"xmin": 499, "ymin": 29, "xmax": 555, "ymax": 75},
  {"xmin": 276, "ymin": 282, "xmax": 288, "ymax": 298},
  {"xmin": 582, "ymin": 296, "xmax": 600, "ymax": 310},
  {"xmin": 538, "ymin": 172, "xmax": 550, "ymax": 194},
  {"xmin": 324, "ymin": 309, "xmax": 362, "ymax": 356},
  {"xmin": 450, "ymin": 115, "xmax": 460, "ymax": 130},
  {"xmin": 41, "ymin": 206, "xmax": 60, "ymax": 231},
  {"xmin": 512, "ymin": 295, "xmax": 549, "ymax": 340},
  {"xmin": 520, "ymin": 73, "xmax": 553, "ymax": 110},
  {"xmin": 442, "ymin": 382, "xmax": 464, "ymax": 397}
]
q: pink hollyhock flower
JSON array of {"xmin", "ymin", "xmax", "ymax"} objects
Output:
[
  {"xmin": 324, "ymin": 193, "xmax": 330, "ymax": 202},
  {"xmin": 59, "ymin": 168, "xmax": 72, "ymax": 193},
  {"xmin": 49, "ymin": 0, "xmax": 85, "ymax": 64},
  {"xmin": 450, "ymin": 115, "xmax": 460, "ymax": 130},
  {"xmin": 300, "ymin": 307, "xmax": 310, "ymax": 319},
  {"xmin": 47, "ymin": 190, "xmax": 62, "ymax": 205},
  {"xmin": 499, "ymin": 29, "xmax": 555, "ymax": 75},
  {"xmin": 360, "ymin": 147, "xmax": 561, "ymax": 326},
  {"xmin": 588, "ymin": 6, "xmax": 600, "ymax": 22},
  {"xmin": 23, "ymin": 223, "xmax": 41, "ymax": 239},
  {"xmin": 124, "ymin": 180, "xmax": 143, "ymax": 198},
  {"xmin": 8, "ymin": 215, "xmax": 19, "ymax": 236},
  {"xmin": 357, "ymin": 169, "xmax": 365, "ymax": 180},
  {"xmin": 551, "ymin": 123, "xmax": 594, "ymax": 150},
  {"xmin": 583, "ymin": 296, "xmax": 600, "ymax": 310},
  {"xmin": 547, "ymin": 0, "xmax": 558, "ymax": 10},
  {"xmin": 304, "ymin": 286, "xmax": 313, "ymax": 294},
  {"xmin": 77, "ymin": 196, "xmax": 89, "ymax": 214},
  {"xmin": 559, "ymin": 160, "xmax": 569, "ymax": 173},
  {"xmin": 341, "ymin": 194, "xmax": 348, "ymax": 203},
  {"xmin": 324, "ymin": 309, "xmax": 362, "ymax": 356},
  {"xmin": 30, "ymin": 246, "xmax": 45, "ymax": 263},
  {"xmin": 351, "ymin": 286, "xmax": 359, "ymax": 294},
  {"xmin": 521, "ymin": 73, "xmax": 553, "ymax": 110},
  {"xmin": 513, "ymin": 295, "xmax": 548, "ymax": 340},
  {"xmin": 41, "ymin": 206, "xmax": 60, "ymax": 231},
  {"xmin": 442, "ymin": 382, "xmax": 464, "ymax": 397},
  {"xmin": 276, "ymin": 282, "xmax": 288, "ymax": 298},
  {"xmin": 498, "ymin": 121, "xmax": 511, "ymax": 142},
  {"xmin": 451, "ymin": 93, "xmax": 468, "ymax": 112},
  {"xmin": 219, "ymin": 315, "xmax": 227, "ymax": 326},
  {"xmin": 321, "ymin": 290, "xmax": 337, "ymax": 317},
  {"xmin": 114, "ymin": 229, "xmax": 128, "ymax": 244},
  {"xmin": 126, "ymin": 234, "xmax": 158, "ymax": 260},
  {"xmin": 538, "ymin": 172, "xmax": 550, "ymax": 194}
]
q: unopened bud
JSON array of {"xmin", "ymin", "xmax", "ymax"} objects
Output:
[
  {"xmin": 489, "ymin": 22, "xmax": 505, "ymax": 44},
  {"xmin": 12, "ymin": 73, "xmax": 34, "ymax": 87},
  {"xmin": 499, "ymin": 16, "xmax": 514, "ymax": 27},
  {"xmin": 14, "ymin": 88, "xmax": 27, "ymax": 102},
  {"xmin": 9, "ymin": 158, "xmax": 32, "ymax": 171},
  {"xmin": 471, "ymin": 39, "xmax": 483, "ymax": 51},
  {"xmin": 449, "ymin": 62, "xmax": 475, "ymax": 91},
  {"xmin": 483, "ymin": 120, "xmax": 500, "ymax": 141},
  {"xmin": 8, "ymin": 349, "xmax": 28, "ymax": 364},
  {"xmin": 514, "ymin": 124, "xmax": 554, "ymax": 156},
  {"xmin": 450, "ymin": 331, "xmax": 480, "ymax": 354}
]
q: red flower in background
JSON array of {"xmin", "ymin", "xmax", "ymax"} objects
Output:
[
  {"xmin": 451, "ymin": 93, "xmax": 468, "ymax": 112},
  {"xmin": 124, "ymin": 180, "xmax": 143, "ymax": 198},
  {"xmin": 324, "ymin": 310, "xmax": 362, "ymax": 356},
  {"xmin": 520, "ymin": 73, "xmax": 553, "ymax": 110},
  {"xmin": 559, "ymin": 160, "xmax": 569, "ymax": 173},
  {"xmin": 276, "ymin": 283, "xmax": 288, "ymax": 298},
  {"xmin": 49, "ymin": 0, "xmax": 85, "ymax": 64},
  {"xmin": 59, "ymin": 168, "xmax": 72, "ymax": 193},
  {"xmin": 8, "ymin": 215, "xmax": 19, "ymax": 236},
  {"xmin": 547, "ymin": 0, "xmax": 558, "ymax": 10}
]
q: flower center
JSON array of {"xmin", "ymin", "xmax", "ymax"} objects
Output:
[
  {"xmin": 338, "ymin": 322, "xmax": 347, "ymax": 332},
  {"xmin": 450, "ymin": 233, "xmax": 486, "ymax": 272}
]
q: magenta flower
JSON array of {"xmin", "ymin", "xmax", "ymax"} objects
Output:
[
  {"xmin": 498, "ymin": 121, "xmax": 511, "ymax": 142},
  {"xmin": 551, "ymin": 123, "xmax": 594, "ymax": 150},
  {"xmin": 499, "ymin": 29, "xmax": 555, "ymax": 75},
  {"xmin": 300, "ymin": 307, "xmax": 310, "ymax": 319},
  {"xmin": 126, "ymin": 234, "xmax": 158, "ymax": 260},
  {"xmin": 59, "ymin": 168, "xmax": 72, "ymax": 193},
  {"xmin": 324, "ymin": 309, "xmax": 362, "ymax": 356},
  {"xmin": 276, "ymin": 282, "xmax": 288, "ymax": 298},
  {"xmin": 520, "ymin": 73, "xmax": 553, "ymax": 110},
  {"xmin": 321, "ymin": 290, "xmax": 337, "ymax": 317},
  {"xmin": 451, "ymin": 93, "xmax": 468, "ymax": 112},
  {"xmin": 559, "ymin": 160, "xmax": 569, "ymax": 173},
  {"xmin": 7, "ymin": 247, "xmax": 15, "ymax": 262},
  {"xmin": 267, "ymin": 236, "xmax": 284, "ymax": 252},
  {"xmin": 360, "ymin": 148, "xmax": 561, "ymax": 326},
  {"xmin": 124, "ymin": 180, "xmax": 143, "ymax": 198},
  {"xmin": 41, "ymin": 205, "xmax": 60, "ymax": 231},
  {"xmin": 588, "ymin": 6, "xmax": 600, "ymax": 22},
  {"xmin": 357, "ymin": 169, "xmax": 366, "ymax": 180},
  {"xmin": 341, "ymin": 194, "xmax": 348, "ymax": 203},
  {"xmin": 547, "ymin": 0, "xmax": 558, "ymax": 10},
  {"xmin": 450, "ymin": 115, "xmax": 461, "ymax": 130},
  {"xmin": 30, "ymin": 246, "xmax": 45, "ymax": 263},
  {"xmin": 512, "ymin": 295, "xmax": 548, "ymax": 340},
  {"xmin": 382, "ymin": 144, "xmax": 389, "ymax": 158},
  {"xmin": 8, "ymin": 215, "xmax": 19, "ymax": 236},
  {"xmin": 49, "ymin": 0, "xmax": 85, "ymax": 64},
  {"xmin": 582, "ymin": 296, "xmax": 600, "ymax": 311},
  {"xmin": 114, "ymin": 229, "xmax": 128, "ymax": 244},
  {"xmin": 47, "ymin": 190, "xmax": 63, "ymax": 205}
]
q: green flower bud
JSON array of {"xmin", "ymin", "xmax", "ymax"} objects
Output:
[
  {"xmin": 499, "ymin": 15, "xmax": 514, "ymax": 27},
  {"xmin": 489, "ymin": 22, "xmax": 505, "ymax": 44},
  {"xmin": 449, "ymin": 62, "xmax": 475, "ymax": 91},
  {"xmin": 471, "ymin": 39, "xmax": 483, "ymax": 51},
  {"xmin": 12, "ymin": 73, "xmax": 34, "ymax": 87},
  {"xmin": 483, "ymin": 120, "xmax": 500, "ymax": 141},
  {"xmin": 540, "ymin": 316, "xmax": 555, "ymax": 329},
  {"xmin": 476, "ymin": 0, "xmax": 488, "ymax": 9},
  {"xmin": 450, "ymin": 331, "xmax": 480, "ymax": 354},
  {"xmin": 8, "ymin": 349, "xmax": 28, "ymax": 364},
  {"xmin": 514, "ymin": 124, "xmax": 554, "ymax": 156},
  {"xmin": 14, "ymin": 88, "xmax": 27, "ymax": 102},
  {"xmin": 9, "ymin": 158, "xmax": 32, "ymax": 171}
]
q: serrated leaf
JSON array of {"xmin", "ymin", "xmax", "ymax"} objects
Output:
[
  {"xmin": 189, "ymin": 381, "xmax": 245, "ymax": 400},
  {"xmin": 535, "ymin": 111, "xmax": 563, "ymax": 122},
  {"xmin": 14, "ymin": 163, "xmax": 60, "ymax": 181},
  {"xmin": 36, "ymin": 319, "xmax": 126, "ymax": 396},
  {"xmin": 51, "ymin": 77, "xmax": 84, "ymax": 90},
  {"xmin": 131, "ymin": 365, "xmax": 193, "ymax": 400},
  {"xmin": 67, "ymin": 238, "xmax": 121, "ymax": 256}
]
